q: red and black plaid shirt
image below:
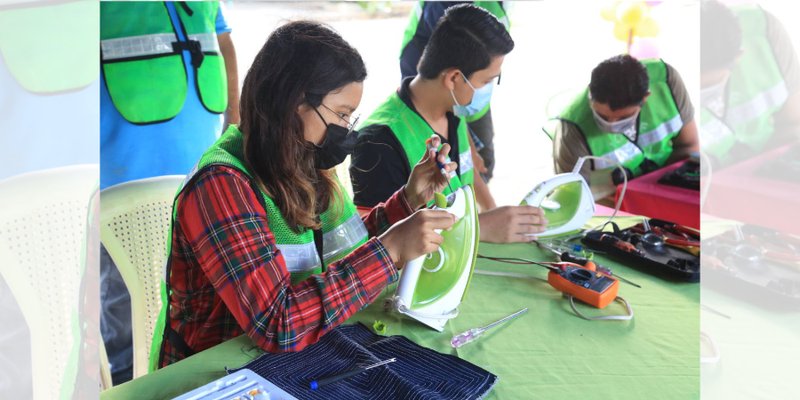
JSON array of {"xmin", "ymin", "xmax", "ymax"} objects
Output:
[{"xmin": 161, "ymin": 166, "xmax": 413, "ymax": 367}]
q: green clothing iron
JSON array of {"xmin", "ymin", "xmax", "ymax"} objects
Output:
[
  {"xmin": 521, "ymin": 157, "xmax": 595, "ymax": 238},
  {"xmin": 392, "ymin": 185, "xmax": 479, "ymax": 331}
]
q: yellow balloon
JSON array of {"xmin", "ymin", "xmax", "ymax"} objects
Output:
[
  {"xmin": 614, "ymin": 21, "xmax": 633, "ymax": 42},
  {"xmin": 619, "ymin": 2, "xmax": 646, "ymax": 27},
  {"xmin": 636, "ymin": 17, "xmax": 660, "ymax": 37}
]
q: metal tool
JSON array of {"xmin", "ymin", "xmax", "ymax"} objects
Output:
[
  {"xmin": 310, "ymin": 358, "xmax": 397, "ymax": 390},
  {"xmin": 451, "ymin": 308, "xmax": 528, "ymax": 348}
]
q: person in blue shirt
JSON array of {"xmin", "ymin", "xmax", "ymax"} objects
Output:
[{"xmin": 99, "ymin": 1, "xmax": 239, "ymax": 384}]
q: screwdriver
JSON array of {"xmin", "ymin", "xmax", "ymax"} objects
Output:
[
  {"xmin": 426, "ymin": 137, "xmax": 455, "ymax": 195},
  {"xmin": 560, "ymin": 252, "xmax": 641, "ymax": 288},
  {"xmin": 309, "ymin": 358, "xmax": 397, "ymax": 390},
  {"xmin": 451, "ymin": 308, "xmax": 528, "ymax": 348}
]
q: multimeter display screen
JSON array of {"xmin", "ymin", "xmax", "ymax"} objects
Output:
[{"xmin": 566, "ymin": 267, "xmax": 614, "ymax": 293}]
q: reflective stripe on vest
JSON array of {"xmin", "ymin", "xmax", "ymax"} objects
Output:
[
  {"xmin": 188, "ymin": 33, "xmax": 220, "ymax": 53},
  {"xmin": 725, "ymin": 81, "xmax": 788, "ymax": 127},
  {"xmin": 593, "ymin": 141, "xmax": 644, "ymax": 170},
  {"xmin": 322, "ymin": 213, "xmax": 370, "ymax": 263},
  {"xmin": 637, "ymin": 114, "xmax": 683, "ymax": 147},
  {"xmin": 277, "ymin": 243, "xmax": 321, "ymax": 273},
  {"xmin": 101, "ymin": 33, "xmax": 175, "ymax": 60},
  {"xmin": 101, "ymin": 32, "xmax": 219, "ymax": 60}
]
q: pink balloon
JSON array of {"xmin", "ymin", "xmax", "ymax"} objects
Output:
[
  {"xmin": 630, "ymin": 38, "xmax": 660, "ymax": 59},
  {"xmin": 645, "ymin": 0, "xmax": 663, "ymax": 6}
]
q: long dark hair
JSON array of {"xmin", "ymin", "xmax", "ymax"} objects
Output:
[{"xmin": 239, "ymin": 21, "xmax": 367, "ymax": 231}]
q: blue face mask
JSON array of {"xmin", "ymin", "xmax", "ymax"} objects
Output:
[{"xmin": 450, "ymin": 72, "xmax": 494, "ymax": 117}]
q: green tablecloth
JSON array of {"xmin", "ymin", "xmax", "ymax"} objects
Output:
[{"xmin": 101, "ymin": 216, "xmax": 699, "ymax": 400}]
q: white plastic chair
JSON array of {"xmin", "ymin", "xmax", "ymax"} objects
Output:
[
  {"xmin": 99, "ymin": 175, "xmax": 184, "ymax": 380},
  {"xmin": 0, "ymin": 164, "xmax": 99, "ymax": 399}
]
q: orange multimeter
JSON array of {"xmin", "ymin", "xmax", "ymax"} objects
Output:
[{"xmin": 547, "ymin": 265, "xmax": 619, "ymax": 309}]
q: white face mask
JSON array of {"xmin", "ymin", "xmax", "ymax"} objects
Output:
[
  {"xmin": 701, "ymin": 77, "xmax": 728, "ymax": 116},
  {"xmin": 591, "ymin": 108, "xmax": 639, "ymax": 139}
]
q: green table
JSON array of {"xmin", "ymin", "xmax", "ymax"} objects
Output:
[{"xmin": 102, "ymin": 216, "xmax": 699, "ymax": 400}]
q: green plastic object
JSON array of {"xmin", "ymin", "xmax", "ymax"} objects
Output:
[
  {"xmin": 434, "ymin": 192, "xmax": 448, "ymax": 209},
  {"xmin": 373, "ymin": 320, "xmax": 387, "ymax": 335},
  {"xmin": 539, "ymin": 181, "xmax": 583, "ymax": 230},
  {"xmin": 411, "ymin": 188, "xmax": 478, "ymax": 308}
]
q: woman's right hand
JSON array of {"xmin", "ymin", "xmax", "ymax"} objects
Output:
[{"xmin": 378, "ymin": 209, "xmax": 456, "ymax": 266}]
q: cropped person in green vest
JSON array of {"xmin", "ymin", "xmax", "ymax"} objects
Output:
[
  {"xmin": 100, "ymin": 1, "xmax": 239, "ymax": 384},
  {"xmin": 351, "ymin": 4, "xmax": 547, "ymax": 243},
  {"xmin": 554, "ymin": 54, "xmax": 699, "ymax": 185},
  {"xmin": 699, "ymin": 0, "xmax": 800, "ymax": 168},
  {"xmin": 400, "ymin": 1, "xmax": 510, "ymax": 195},
  {"xmin": 152, "ymin": 21, "xmax": 458, "ymax": 369}
]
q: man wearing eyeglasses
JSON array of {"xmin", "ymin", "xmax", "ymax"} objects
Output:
[
  {"xmin": 554, "ymin": 54, "xmax": 698, "ymax": 185},
  {"xmin": 350, "ymin": 4, "xmax": 548, "ymax": 244}
]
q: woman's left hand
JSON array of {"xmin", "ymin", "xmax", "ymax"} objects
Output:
[{"xmin": 405, "ymin": 135, "xmax": 458, "ymax": 209}]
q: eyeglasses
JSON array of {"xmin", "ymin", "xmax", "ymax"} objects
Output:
[{"xmin": 320, "ymin": 103, "xmax": 360, "ymax": 135}]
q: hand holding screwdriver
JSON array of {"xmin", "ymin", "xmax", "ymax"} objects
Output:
[{"xmin": 426, "ymin": 136, "xmax": 455, "ymax": 195}]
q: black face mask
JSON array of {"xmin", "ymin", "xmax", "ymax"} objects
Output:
[
  {"xmin": 314, "ymin": 123, "xmax": 357, "ymax": 169},
  {"xmin": 312, "ymin": 106, "xmax": 358, "ymax": 170}
]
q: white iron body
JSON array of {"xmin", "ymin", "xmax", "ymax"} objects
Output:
[
  {"xmin": 521, "ymin": 158, "xmax": 595, "ymax": 238},
  {"xmin": 394, "ymin": 185, "xmax": 479, "ymax": 331}
]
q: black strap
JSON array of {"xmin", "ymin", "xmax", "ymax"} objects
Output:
[
  {"xmin": 178, "ymin": 1, "xmax": 194, "ymax": 16},
  {"xmin": 166, "ymin": 326, "xmax": 196, "ymax": 358},
  {"xmin": 313, "ymin": 229, "xmax": 325, "ymax": 270},
  {"xmin": 172, "ymin": 39, "xmax": 204, "ymax": 68}
]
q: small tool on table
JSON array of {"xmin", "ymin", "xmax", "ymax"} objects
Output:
[
  {"xmin": 451, "ymin": 308, "xmax": 528, "ymax": 348},
  {"xmin": 309, "ymin": 358, "xmax": 397, "ymax": 390}
]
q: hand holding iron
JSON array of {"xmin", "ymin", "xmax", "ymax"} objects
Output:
[
  {"xmin": 378, "ymin": 209, "xmax": 456, "ymax": 266},
  {"xmin": 479, "ymin": 205, "xmax": 547, "ymax": 243},
  {"xmin": 404, "ymin": 135, "xmax": 458, "ymax": 209}
]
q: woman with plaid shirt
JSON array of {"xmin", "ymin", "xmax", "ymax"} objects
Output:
[{"xmin": 154, "ymin": 21, "xmax": 458, "ymax": 368}]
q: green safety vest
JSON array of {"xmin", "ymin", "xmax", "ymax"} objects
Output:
[
  {"xmin": 700, "ymin": 6, "xmax": 788, "ymax": 162},
  {"xmin": 0, "ymin": 1, "xmax": 97, "ymax": 94},
  {"xmin": 360, "ymin": 92, "xmax": 475, "ymax": 195},
  {"xmin": 150, "ymin": 125, "xmax": 368, "ymax": 371},
  {"xmin": 399, "ymin": 1, "xmax": 509, "ymax": 122},
  {"xmin": 100, "ymin": 1, "xmax": 227, "ymax": 124},
  {"xmin": 559, "ymin": 59, "xmax": 683, "ymax": 177}
]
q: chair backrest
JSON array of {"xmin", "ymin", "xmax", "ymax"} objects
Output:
[
  {"xmin": 99, "ymin": 175, "xmax": 184, "ymax": 379},
  {"xmin": 0, "ymin": 164, "xmax": 99, "ymax": 399}
]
